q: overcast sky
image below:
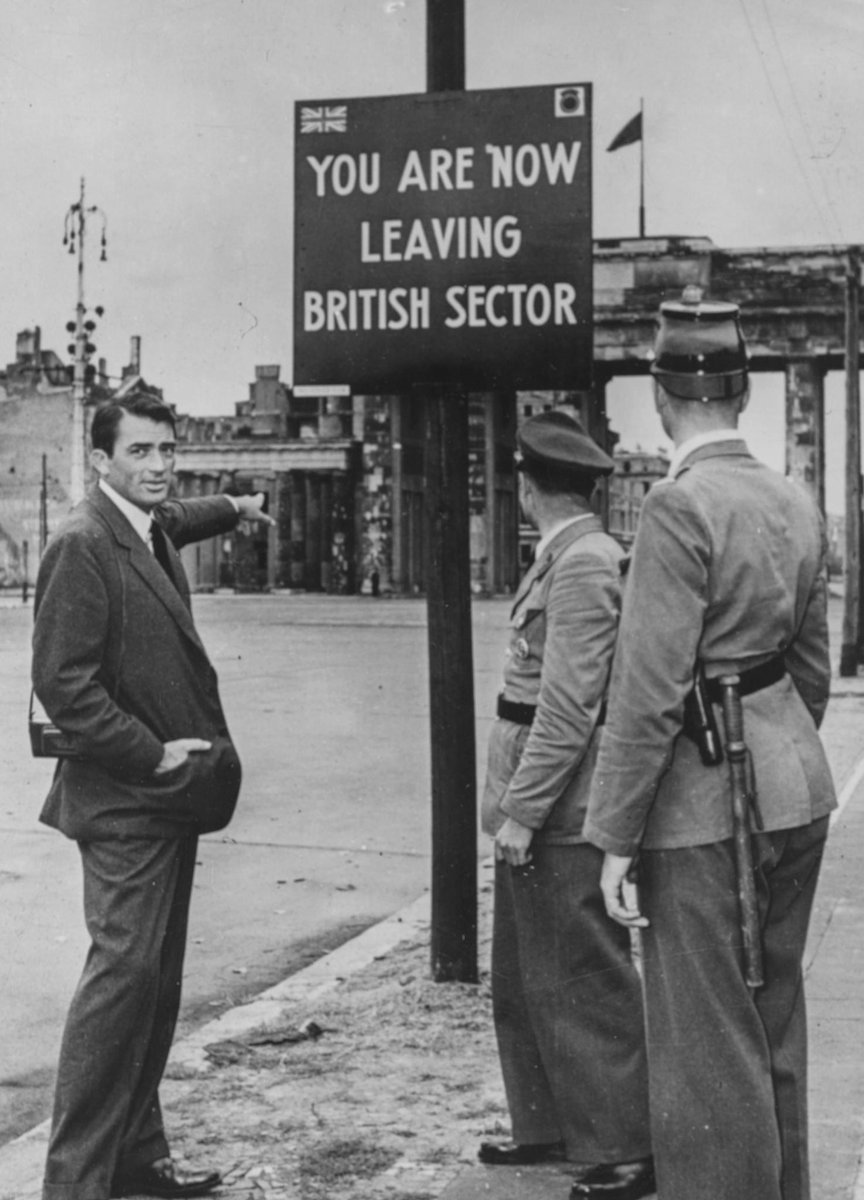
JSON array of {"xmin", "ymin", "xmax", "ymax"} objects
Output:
[{"xmin": 3, "ymin": 0, "xmax": 863, "ymax": 507}]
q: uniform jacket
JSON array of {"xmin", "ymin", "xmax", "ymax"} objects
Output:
[
  {"xmin": 583, "ymin": 440, "xmax": 836, "ymax": 855},
  {"xmin": 32, "ymin": 486, "xmax": 241, "ymax": 841},
  {"xmin": 481, "ymin": 514, "xmax": 625, "ymax": 844}
]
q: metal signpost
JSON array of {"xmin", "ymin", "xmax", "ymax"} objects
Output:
[{"xmin": 294, "ymin": 69, "xmax": 593, "ymax": 980}]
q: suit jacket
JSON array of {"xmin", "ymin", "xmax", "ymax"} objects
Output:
[
  {"xmin": 32, "ymin": 486, "xmax": 242, "ymax": 841},
  {"xmin": 583, "ymin": 440, "xmax": 836, "ymax": 855},
  {"xmin": 481, "ymin": 515, "xmax": 625, "ymax": 844}
]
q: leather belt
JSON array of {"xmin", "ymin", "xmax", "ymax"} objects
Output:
[
  {"xmin": 703, "ymin": 656, "xmax": 786, "ymax": 704},
  {"xmin": 497, "ymin": 694, "xmax": 607, "ymax": 727}
]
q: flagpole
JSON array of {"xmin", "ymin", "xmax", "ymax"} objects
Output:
[{"xmin": 639, "ymin": 97, "xmax": 645, "ymax": 237}]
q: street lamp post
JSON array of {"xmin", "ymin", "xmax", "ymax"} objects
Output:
[{"xmin": 63, "ymin": 178, "xmax": 107, "ymax": 505}]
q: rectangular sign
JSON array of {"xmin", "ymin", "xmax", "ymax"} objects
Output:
[
  {"xmin": 292, "ymin": 384, "xmax": 350, "ymax": 397},
  {"xmin": 293, "ymin": 83, "xmax": 593, "ymax": 393}
]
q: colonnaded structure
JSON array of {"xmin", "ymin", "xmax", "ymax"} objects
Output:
[
  {"xmin": 0, "ymin": 235, "xmax": 856, "ymax": 593},
  {"xmin": 172, "ymin": 234, "xmax": 855, "ymax": 594}
]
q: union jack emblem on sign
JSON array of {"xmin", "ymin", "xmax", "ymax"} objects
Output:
[{"xmin": 300, "ymin": 105, "xmax": 348, "ymax": 134}]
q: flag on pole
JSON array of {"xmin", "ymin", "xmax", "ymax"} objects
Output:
[{"xmin": 607, "ymin": 112, "xmax": 642, "ymax": 152}]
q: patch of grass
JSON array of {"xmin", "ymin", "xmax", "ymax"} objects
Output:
[{"xmin": 297, "ymin": 1136, "xmax": 401, "ymax": 1195}]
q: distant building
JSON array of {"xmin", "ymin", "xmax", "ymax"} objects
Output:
[
  {"xmin": 0, "ymin": 326, "xmax": 618, "ymax": 596},
  {"xmin": 173, "ymin": 367, "xmax": 362, "ymax": 593},
  {"xmin": 172, "ymin": 373, "xmax": 521, "ymax": 596},
  {"xmin": 607, "ymin": 447, "xmax": 669, "ymax": 546},
  {"xmin": 0, "ymin": 328, "xmax": 158, "ymax": 588},
  {"xmin": 0, "ymin": 328, "xmax": 76, "ymax": 587}
]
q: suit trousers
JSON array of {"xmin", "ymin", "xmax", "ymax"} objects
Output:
[
  {"xmin": 638, "ymin": 817, "xmax": 829, "ymax": 1200},
  {"xmin": 492, "ymin": 842, "xmax": 652, "ymax": 1163},
  {"xmin": 43, "ymin": 835, "xmax": 199, "ymax": 1200}
]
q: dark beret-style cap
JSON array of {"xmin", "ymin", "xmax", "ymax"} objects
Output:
[
  {"xmin": 516, "ymin": 408, "xmax": 615, "ymax": 477},
  {"xmin": 650, "ymin": 290, "xmax": 749, "ymax": 402}
]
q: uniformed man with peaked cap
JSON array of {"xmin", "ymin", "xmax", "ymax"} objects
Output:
[
  {"xmin": 479, "ymin": 408, "xmax": 655, "ymax": 1200},
  {"xmin": 583, "ymin": 290, "xmax": 836, "ymax": 1200}
]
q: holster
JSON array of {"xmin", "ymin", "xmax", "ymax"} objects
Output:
[{"xmin": 682, "ymin": 666, "xmax": 724, "ymax": 767}]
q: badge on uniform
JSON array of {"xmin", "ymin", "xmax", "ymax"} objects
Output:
[{"xmin": 514, "ymin": 637, "xmax": 530, "ymax": 659}]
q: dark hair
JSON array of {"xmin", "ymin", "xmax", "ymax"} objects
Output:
[
  {"xmin": 91, "ymin": 393, "xmax": 176, "ymax": 456},
  {"xmin": 520, "ymin": 459, "xmax": 598, "ymax": 501}
]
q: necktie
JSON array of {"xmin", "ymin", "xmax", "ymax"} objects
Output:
[{"xmin": 149, "ymin": 521, "xmax": 176, "ymax": 585}]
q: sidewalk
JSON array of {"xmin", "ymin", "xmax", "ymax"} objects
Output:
[{"xmin": 3, "ymin": 718, "xmax": 864, "ymax": 1199}]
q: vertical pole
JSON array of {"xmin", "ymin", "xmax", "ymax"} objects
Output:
[
  {"xmin": 840, "ymin": 247, "xmax": 861, "ymax": 677},
  {"xmin": 483, "ymin": 394, "xmax": 497, "ymax": 595},
  {"xmin": 40, "ymin": 453, "xmax": 48, "ymax": 553},
  {"xmin": 70, "ymin": 178, "xmax": 87, "ymax": 505},
  {"xmin": 425, "ymin": 0, "xmax": 477, "ymax": 984},
  {"xmin": 21, "ymin": 540, "xmax": 29, "ymax": 605},
  {"xmin": 638, "ymin": 98, "xmax": 645, "ymax": 238}
]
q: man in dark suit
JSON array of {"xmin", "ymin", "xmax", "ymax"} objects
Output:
[
  {"xmin": 584, "ymin": 294, "xmax": 835, "ymax": 1200},
  {"xmin": 479, "ymin": 411, "xmax": 654, "ymax": 1200},
  {"xmin": 32, "ymin": 392, "xmax": 274, "ymax": 1200}
]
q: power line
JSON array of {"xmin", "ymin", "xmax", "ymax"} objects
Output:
[
  {"xmin": 737, "ymin": 0, "xmax": 842, "ymax": 244},
  {"xmin": 758, "ymin": 0, "xmax": 845, "ymax": 241}
]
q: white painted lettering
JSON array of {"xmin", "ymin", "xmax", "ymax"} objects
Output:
[
  {"xmin": 554, "ymin": 282, "xmax": 578, "ymax": 324},
  {"xmin": 358, "ymin": 153, "xmax": 380, "ymax": 194},
  {"xmin": 382, "ymin": 220, "xmax": 402, "ymax": 261},
  {"xmin": 510, "ymin": 283, "xmax": 527, "ymax": 325},
  {"xmin": 303, "ymin": 287, "xmax": 432, "ymax": 331},
  {"xmin": 431, "ymin": 217, "xmax": 456, "ymax": 258},
  {"xmin": 410, "ymin": 288, "xmax": 430, "ymax": 328},
  {"xmin": 398, "ymin": 150, "xmax": 427, "ymax": 192},
  {"xmin": 403, "ymin": 221, "xmax": 433, "ymax": 261},
  {"xmin": 486, "ymin": 285, "xmax": 507, "ymax": 327},
  {"xmin": 446, "ymin": 283, "xmax": 580, "ymax": 329},
  {"xmin": 515, "ymin": 144, "xmax": 541, "ymax": 187},
  {"xmin": 389, "ymin": 288, "xmax": 409, "ymax": 330},
  {"xmin": 541, "ymin": 141, "xmax": 581, "ymax": 184},
  {"xmin": 444, "ymin": 286, "xmax": 467, "ymax": 328},
  {"xmin": 485, "ymin": 143, "xmax": 513, "ymax": 188},
  {"xmin": 359, "ymin": 215, "xmax": 522, "ymax": 262},
  {"xmin": 526, "ymin": 284, "xmax": 552, "ymax": 325},
  {"xmin": 455, "ymin": 146, "xmax": 475, "ymax": 188},
  {"xmin": 306, "ymin": 155, "xmax": 333, "ymax": 198},
  {"xmin": 332, "ymin": 154, "xmax": 356, "ymax": 196},
  {"xmin": 494, "ymin": 215, "xmax": 522, "ymax": 257},
  {"xmin": 327, "ymin": 291, "xmax": 348, "ymax": 330},
  {"xmin": 360, "ymin": 222, "xmax": 381, "ymax": 263},
  {"xmin": 429, "ymin": 148, "xmax": 454, "ymax": 191},
  {"xmin": 485, "ymin": 141, "xmax": 582, "ymax": 188},
  {"xmin": 304, "ymin": 291, "xmax": 325, "ymax": 331}
]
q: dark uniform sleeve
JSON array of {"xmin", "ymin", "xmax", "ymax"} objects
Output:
[
  {"xmin": 501, "ymin": 548, "xmax": 620, "ymax": 829},
  {"xmin": 582, "ymin": 483, "xmax": 710, "ymax": 856},
  {"xmin": 785, "ymin": 518, "xmax": 831, "ymax": 728}
]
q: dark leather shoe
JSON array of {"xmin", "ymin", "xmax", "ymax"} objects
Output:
[
  {"xmin": 478, "ymin": 1139, "xmax": 566, "ymax": 1165},
  {"xmin": 569, "ymin": 1157, "xmax": 655, "ymax": 1199},
  {"xmin": 112, "ymin": 1158, "xmax": 222, "ymax": 1198}
]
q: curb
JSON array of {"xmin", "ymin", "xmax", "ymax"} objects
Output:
[{"xmin": 0, "ymin": 890, "xmax": 433, "ymax": 1199}]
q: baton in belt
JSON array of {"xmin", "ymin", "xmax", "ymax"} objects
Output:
[{"xmin": 718, "ymin": 675, "xmax": 764, "ymax": 990}]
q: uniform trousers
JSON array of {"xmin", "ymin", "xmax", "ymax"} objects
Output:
[
  {"xmin": 43, "ymin": 835, "xmax": 198, "ymax": 1200},
  {"xmin": 638, "ymin": 817, "xmax": 829, "ymax": 1200},
  {"xmin": 492, "ymin": 841, "xmax": 652, "ymax": 1163}
]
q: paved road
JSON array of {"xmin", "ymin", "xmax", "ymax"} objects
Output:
[
  {"xmin": 0, "ymin": 592, "xmax": 509, "ymax": 1144},
  {"xmin": 2, "ymin": 588, "xmax": 862, "ymax": 1157}
]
